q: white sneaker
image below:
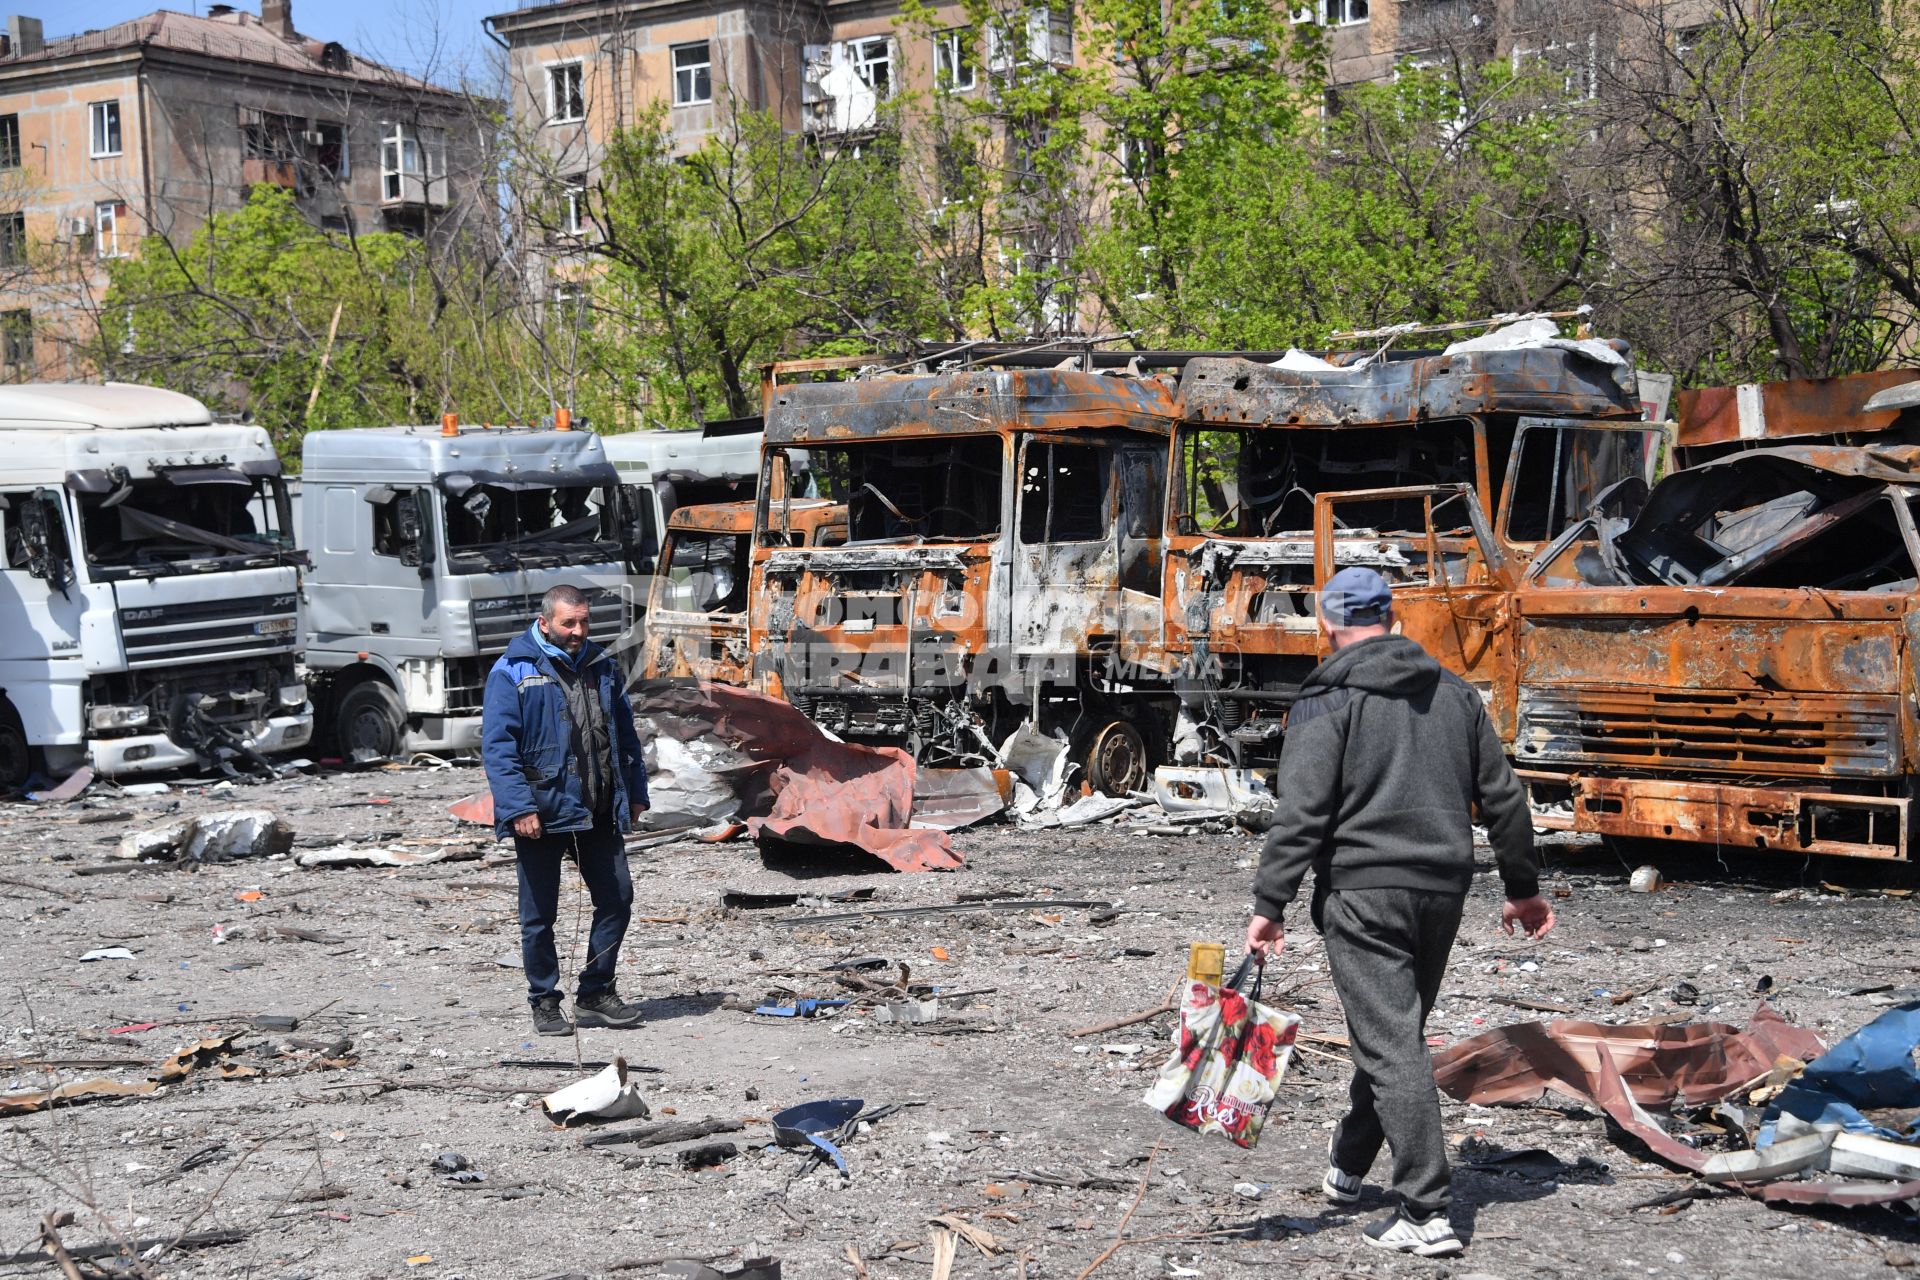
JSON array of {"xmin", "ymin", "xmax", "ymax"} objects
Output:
[
  {"xmin": 1323, "ymin": 1135, "xmax": 1362, "ymax": 1204},
  {"xmin": 1362, "ymin": 1211, "xmax": 1463, "ymax": 1257}
]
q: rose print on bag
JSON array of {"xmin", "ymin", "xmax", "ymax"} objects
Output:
[{"xmin": 1140, "ymin": 957, "xmax": 1300, "ymax": 1151}]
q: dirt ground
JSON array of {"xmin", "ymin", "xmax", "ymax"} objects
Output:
[{"xmin": 3, "ymin": 759, "xmax": 1918, "ymax": 1280}]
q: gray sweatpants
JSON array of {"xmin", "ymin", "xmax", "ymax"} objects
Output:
[{"xmin": 1321, "ymin": 886, "xmax": 1466, "ymax": 1221}]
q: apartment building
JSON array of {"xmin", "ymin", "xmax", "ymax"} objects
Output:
[{"xmin": 0, "ymin": 2, "xmax": 489, "ymax": 381}]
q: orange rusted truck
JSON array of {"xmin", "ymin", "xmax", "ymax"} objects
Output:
[
  {"xmin": 639, "ymin": 498, "xmax": 846, "ymax": 687},
  {"xmin": 1514, "ymin": 369, "xmax": 1920, "ymax": 860},
  {"xmin": 1160, "ymin": 335, "xmax": 1663, "ymax": 769},
  {"xmin": 749, "ymin": 354, "xmax": 1181, "ymax": 791}
]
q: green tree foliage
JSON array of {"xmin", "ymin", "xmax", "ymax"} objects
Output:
[
  {"xmin": 569, "ymin": 105, "xmax": 937, "ymax": 427},
  {"xmin": 97, "ymin": 186, "xmax": 534, "ymax": 462}
]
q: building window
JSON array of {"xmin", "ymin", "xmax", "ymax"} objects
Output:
[
  {"xmin": 673, "ymin": 42, "xmax": 712, "ymax": 106},
  {"xmin": 548, "ymin": 62, "xmax": 585, "ymax": 123},
  {"xmin": 313, "ymin": 121, "xmax": 348, "ymax": 180},
  {"xmin": 90, "ymin": 101, "xmax": 122, "ymax": 157},
  {"xmin": 94, "ymin": 201, "xmax": 126, "ymax": 258},
  {"xmin": 1674, "ymin": 24, "xmax": 1710, "ymax": 60},
  {"xmin": 1320, "ymin": 0, "xmax": 1367, "ymax": 25},
  {"xmin": 0, "ymin": 212, "xmax": 23, "ymax": 267},
  {"xmin": 1513, "ymin": 34, "xmax": 1597, "ymax": 101},
  {"xmin": 935, "ymin": 28, "xmax": 977, "ymax": 92},
  {"xmin": 380, "ymin": 122, "xmax": 446, "ymax": 202},
  {"xmin": 851, "ymin": 37, "xmax": 892, "ymax": 98},
  {"xmin": 0, "ymin": 115, "xmax": 18, "ymax": 170},
  {"xmin": 563, "ymin": 175, "xmax": 587, "ymax": 235},
  {"xmin": 1, "ymin": 310, "xmax": 30, "ymax": 373}
]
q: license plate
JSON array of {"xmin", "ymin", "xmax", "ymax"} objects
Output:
[{"xmin": 254, "ymin": 617, "xmax": 296, "ymax": 636}]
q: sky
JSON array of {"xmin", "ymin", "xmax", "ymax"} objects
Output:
[{"xmin": 65, "ymin": 0, "xmax": 513, "ymax": 80}]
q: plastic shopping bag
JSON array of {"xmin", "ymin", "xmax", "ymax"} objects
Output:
[{"xmin": 1140, "ymin": 955, "xmax": 1300, "ymax": 1149}]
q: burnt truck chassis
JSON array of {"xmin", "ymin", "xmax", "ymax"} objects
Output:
[{"xmin": 750, "ymin": 363, "xmax": 1183, "ymax": 793}]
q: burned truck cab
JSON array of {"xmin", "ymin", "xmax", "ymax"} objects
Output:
[
  {"xmin": 1517, "ymin": 371, "xmax": 1920, "ymax": 860},
  {"xmin": 750, "ymin": 358, "xmax": 1179, "ymax": 791},
  {"xmin": 640, "ymin": 498, "xmax": 846, "ymax": 687},
  {"xmin": 1167, "ymin": 333, "xmax": 1659, "ymax": 768}
]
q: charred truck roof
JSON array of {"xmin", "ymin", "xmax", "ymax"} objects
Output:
[
  {"xmin": 763, "ymin": 366, "xmax": 1180, "ymax": 441},
  {"xmin": 1177, "ymin": 342, "xmax": 1641, "ymax": 427}
]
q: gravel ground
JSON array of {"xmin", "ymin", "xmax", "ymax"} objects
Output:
[{"xmin": 2, "ymin": 760, "xmax": 1918, "ymax": 1280}]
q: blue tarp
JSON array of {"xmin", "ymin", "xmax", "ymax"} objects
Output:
[{"xmin": 1760, "ymin": 1001, "xmax": 1920, "ymax": 1146}]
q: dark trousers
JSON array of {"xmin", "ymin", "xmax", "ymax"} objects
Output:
[
  {"xmin": 514, "ymin": 820, "xmax": 632, "ymax": 1005},
  {"xmin": 1321, "ymin": 886, "xmax": 1466, "ymax": 1221}
]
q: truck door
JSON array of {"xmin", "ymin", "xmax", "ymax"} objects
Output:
[
  {"xmin": 0, "ymin": 489, "xmax": 84, "ymax": 752},
  {"xmin": 1009, "ymin": 432, "xmax": 1168, "ymax": 679},
  {"xmin": 1312, "ymin": 483, "xmax": 1517, "ymax": 731},
  {"xmin": 1496, "ymin": 417, "xmax": 1667, "ymax": 553}
]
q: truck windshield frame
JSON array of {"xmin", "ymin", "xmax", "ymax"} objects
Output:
[
  {"xmin": 778, "ymin": 437, "xmax": 1003, "ymax": 545},
  {"xmin": 75, "ymin": 473, "xmax": 297, "ymax": 581},
  {"xmin": 439, "ymin": 481, "xmax": 624, "ymax": 575}
]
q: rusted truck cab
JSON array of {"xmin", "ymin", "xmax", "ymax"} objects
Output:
[
  {"xmin": 1516, "ymin": 372, "xmax": 1920, "ymax": 860},
  {"xmin": 749, "ymin": 360, "xmax": 1179, "ymax": 790},
  {"xmin": 1165, "ymin": 341, "xmax": 1660, "ymax": 767},
  {"xmin": 639, "ymin": 498, "xmax": 845, "ymax": 686}
]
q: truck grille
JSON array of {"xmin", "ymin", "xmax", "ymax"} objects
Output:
[
  {"xmin": 1517, "ymin": 685, "xmax": 1901, "ymax": 779},
  {"xmin": 118, "ymin": 594, "xmax": 300, "ymax": 670},
  {"xmin": 471, "ymin": 592, "xmax": 624, "ymax": 655}
]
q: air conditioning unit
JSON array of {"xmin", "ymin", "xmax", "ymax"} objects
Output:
[
  {"xmin": 302, "ymin": 130, "xmax": 326, "ymax": 145},
  {"xmin": 69, "ymin": 217, "xmax": 90, "ymax": 236}
]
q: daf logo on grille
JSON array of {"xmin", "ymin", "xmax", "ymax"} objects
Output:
[{"xmin": 123, "ymin": 608, "xmax": 164, "ymax": 621}]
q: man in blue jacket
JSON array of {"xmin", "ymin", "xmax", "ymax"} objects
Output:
[{"xmin": 483, "ymin": 585, "xmax": 650, "ymax": 1037}]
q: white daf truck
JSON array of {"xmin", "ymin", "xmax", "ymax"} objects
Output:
[
  {"xmin": 297, "ymin": 416, "xmax": 650, "ymax": 761},
  {"xmin": 0, "ymin": 383, "xmax": 312, "ymax": 787}
]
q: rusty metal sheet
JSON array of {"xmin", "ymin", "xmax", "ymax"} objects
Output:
[
  {"xmin": 645, "ymin": 682, "xmax": 963, "ymax": 872},
  {"xmin": 1433, "ymin": 1003, "xmax": 1826, "ymax": 1110},
  {"xmin": 765, "ymin": 367, "xmax": 1179, "ymax": 444},
  {"xmin": 1178, "ymin": 345, "xmax": 1640, "ymax": 428},
  {"xmin": 1674, "ymin": 368, "xmax": 1920, "ymax": 449}
]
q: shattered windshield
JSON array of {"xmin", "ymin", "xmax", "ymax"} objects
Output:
[
  {"xmin": 1178, "ymin": 425, "xmax": 1480, "ymax": 537},
  {"xmin": 657, "ymin": 531, "xmax": 749, "ymax": 614},
  {"xmin": 77, "ymin": 474, "xmax": 294, "ymax": 579},
  {"xmin": 442, "ymin": 482, "xmax": 620, "ymax": 573},
  {"xmin": 789, "ymin": 438, "xmax": 1002, "ymax": 544}
]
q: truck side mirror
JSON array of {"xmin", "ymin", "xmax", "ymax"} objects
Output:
[
  {"xmin": 616, "ymin": 484, "xmax": 658, "ymax": 576},
  {"xmin": 20, "ymin": 492, "xmax": 72, "ymax": 590},
  {"xmin": 401, "ymin": 491, "xmax": 434, "ymax": 578}
]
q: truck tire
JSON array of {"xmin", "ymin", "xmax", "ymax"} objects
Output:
[
  {"xmin": 0, "ymin": 701, "xmax": 36, "ymax": 792},
  {"xmin": 336, "ymin": 681, "xmax": 406, "ymax": 764},
  {"xmin": 1083, "ymin": 719, "xmax": 1149, "ymax": 798}
]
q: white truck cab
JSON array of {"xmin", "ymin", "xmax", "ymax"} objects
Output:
[
  {"xmin": 600, "ymin": 423, "xmax": 764, "ymax": 548},
  {"xmin": 298, "ymin": 418, "xmax": 649, "ymax": 761},
  {"xmin": 0, "ymin": 383, "xmax": 311, "ymax": 786}
]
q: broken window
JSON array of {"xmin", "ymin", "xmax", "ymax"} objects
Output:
[
  {"xmin": 313, "ymin": 121, "xmax": 348, "ymax": 180},
  {"xmin": 659, "ymin": 531, "xmax": 748, "ymax": 613},
  {"xmin": 799, "ymin": 437, "xmax": 1003, "ymax": 543},
  {"xmin": 75, "ymin": 472, "xmax": 292, "ymax": 581},
  {"xmin": 1504, "ymin": 424, "xmax": 1662, "ymax": 543},
  {"xmin": 242, "ymin": 111, "xmax": 300, "ymax": 161},
  {"xmin": 0, "ymin": 212, "xmax": 24, "ymax": 267},
  {"xmin": 549, "ymin": 63, "xmax": 586, "ymax": 122},
  {"xmin": 0, "ymin": 114, "xmax": 18, "ymax": 170},
  {"xmin": 1598, "ymin": 454, "xmax": 1920, "ymax": 591},
  {"xmin": 441, "ymin": 482, "xmax": 619, "ymax": 574},
  {"xmin": 1020, "ymin": 442, "xmax": 1110, "ymax": 544},
  {"xmin": 1176, "ymin": 423, "xmax": 1480, "ymax": 537},
  {"xmin": 851, "ymin": 37, "xmax": 893, "ymax": 98},
  {"xmin": 1, "ymin": 308, "xmax": 30, "ymax": 371},
  {"xmin": 934, "ymin": 27, "xmax": 978, "ymax": 92}
]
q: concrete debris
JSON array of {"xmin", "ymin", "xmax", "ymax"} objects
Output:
[
  {"xmin": 114, "ymin": 809, "xmax": 293, "ymax": 864},
  {"xmin": 295, "ymin": 838, "xmax": 486, "ymax": 869}
]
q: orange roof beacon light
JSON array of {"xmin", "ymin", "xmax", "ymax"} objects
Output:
[
  {"xmin": 441, "ymin": 413, "xmax": 459, "ymax": 437},
  {"xmin": 554, "ymin": 406, "xmax": 573, "ymax": 432}
]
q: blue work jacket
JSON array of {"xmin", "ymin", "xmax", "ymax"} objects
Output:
[{"xmin": 481, "ymin": 626, "xmax": 649, "ymax": 839}]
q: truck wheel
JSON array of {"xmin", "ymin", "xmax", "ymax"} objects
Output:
[
  {"xmin": 1084, "ymin": 719, "xmax": 1149, "ymax": 798},
  {"xmin": 0, "ymin": 703, "xmax": 36, "ymax": 792},
  {"xmin": 336, "ymin": 682, "xmax": 406, "ymax": 763}
]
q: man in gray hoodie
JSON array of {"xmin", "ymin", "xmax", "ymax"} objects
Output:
[{"xmin": 1245, "ymin": 567, "xmax": 1555, "ymax": 1257}]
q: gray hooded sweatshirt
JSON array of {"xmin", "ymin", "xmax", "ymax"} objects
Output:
[{"xmin": 1251, "ymin": 633, "xmax": 1539, "ymax": 925}]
